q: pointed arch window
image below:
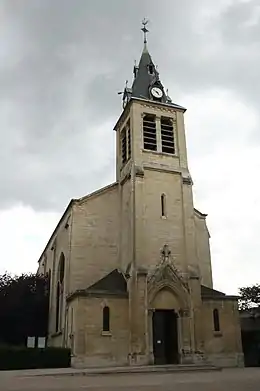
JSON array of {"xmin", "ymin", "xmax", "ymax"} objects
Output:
[
  {"xmin": 161, "ymin": 193, "xmax": 166, "ymax": 217},
  {"xmin": 55, "ymin": 282, "xmax": 60, "ymax": 332},
  {"xmin": 59, "ymin": 254, "xmax": 65, "ymax": 284},
  {"xmin": 47, "ymin": 269, "xmax": 52, "ymax": 291},
  {"xmin": 103, "ymin": 306, "xmax": 110, "ymax": 332},
  {"xmin": 213, "ymin": 308, "xmax": 220, "ymax": 332},
  {"xmin": 143, "ymin": 114, "xmax": 157, "ymax": 151},
  {"xmin": 55, "ymin": 253, "xmax": 65, "ymax": 332}
]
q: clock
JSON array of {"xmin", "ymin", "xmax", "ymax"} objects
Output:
[{"xmin": 151, "ymin": 86, "xmax": 163, "ymax": 99}]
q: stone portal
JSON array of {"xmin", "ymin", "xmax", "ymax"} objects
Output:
[{"xmin": 152, "ymin": 309, "xmax": 179, "ymax": 365}]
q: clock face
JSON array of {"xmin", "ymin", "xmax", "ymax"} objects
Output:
[{"xmin": 151, "ymin": 86, "xmax": 163, "ymax": 99}]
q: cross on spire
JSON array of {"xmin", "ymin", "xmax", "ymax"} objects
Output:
[{"xmin": 141, "ymin": 18, "xmax": 149, "ymax": 44}]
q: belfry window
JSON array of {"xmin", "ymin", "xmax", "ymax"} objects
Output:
[
  {"xmin": 121, "ymin": 121, "xmax": 131, "ymax": 166},
  {"xmin": 103, "ymin": 306, "xmax": 110, "ymax": 332},
  {"xmin": 121, "ymin": 128, "xmax": 127, "ymax": 164},
  {"xmin": 127, "ymin": 122, "xmax": 131, "ymax": 159},
  {"xmin": 143, "ymin": 114, "xmax": 157, "ymax": 151},
  {"xmin": 213, "ymin": 309, "xmax": 220, "ymax": 332},
  {"xmin": 161, "ymin": 117, "xmax": 175, "ymax": 154},
  {"xmin": 161, "ymin": 194, "xmax": 166, "ymax": 217}
]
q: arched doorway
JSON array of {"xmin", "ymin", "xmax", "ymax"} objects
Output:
[{"xmin": 149, "ymin": 287, "xmax": 183, "ymax": 365}]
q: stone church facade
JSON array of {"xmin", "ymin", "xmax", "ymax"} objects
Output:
[{"xmin": 37, "ymin": 27, "xmax": 244, "ymax": 368}]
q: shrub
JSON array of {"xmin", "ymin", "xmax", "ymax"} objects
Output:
[{"xmin": 0, "ymin": 346, "xmax": 71, "ymax": 370}]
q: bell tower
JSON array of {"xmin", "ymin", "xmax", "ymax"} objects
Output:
[{"xmin": 114, "ymin": 20, "xmax": 200, "ymax": 281}]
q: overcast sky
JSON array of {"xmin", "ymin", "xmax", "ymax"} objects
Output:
[{"xmin": 0, "ymin": 0, "xmax": 259, "ymax": 294}]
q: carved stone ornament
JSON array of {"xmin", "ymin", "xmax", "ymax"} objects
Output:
[
  {"xmin": 140, "ymin": 103, "xmax": 177, "ymax": 117},
  {"xmin": 147, "ymin": 244, "xmax": 189, "ymax": 293}
]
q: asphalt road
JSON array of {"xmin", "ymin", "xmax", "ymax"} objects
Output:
[{"xmin": 1, "ymin": 368, "xmax": 260, "ymax": 390}]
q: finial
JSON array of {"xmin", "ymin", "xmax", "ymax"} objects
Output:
[
  {"xmin": 141, "ymin": 18, "xmax": 149, "ymax": 44},
  {"xmin": 161, "ymin": 244, "xmax": 171, "ymax": 263}
]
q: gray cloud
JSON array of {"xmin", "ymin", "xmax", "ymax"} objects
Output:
[{"xmin": 1, "ymin": 0, "xmax": 260, "ymax": 211}]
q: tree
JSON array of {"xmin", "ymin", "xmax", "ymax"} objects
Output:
[
  {"xmin": 239, "ymin": 284, "xmax": 260, "ymax": 310},
  {"xmin": 0, "ymin": 273, "xmax": 50, "ymax": 346}
]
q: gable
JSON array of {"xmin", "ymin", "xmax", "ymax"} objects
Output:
[
  {"xmin": 147, "ymin": 257, "xmax": 190, "ymax": 309},
  {"xmin": 77, "ymin": 182, "xmax": 118, "ymax": 205}
]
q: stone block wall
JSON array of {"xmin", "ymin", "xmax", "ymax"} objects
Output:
[
  {"xmin": 69, "ymin": 184, "xmax": 120, "ymax": 292},
  {"xmin": 71, "ymin": 296, "xmax": 129, "ymax": 368},
  {"xmin": 201, "ymin": 298, "xmax": 244, "ymax": 367}
]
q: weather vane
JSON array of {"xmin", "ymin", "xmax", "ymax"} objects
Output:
[{"xmin": 141, "ymin": 18, "xmax": 149, "ymax": 44}]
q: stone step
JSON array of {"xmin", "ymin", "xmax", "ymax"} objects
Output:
[
  {"xmin": 83, "ymin": 364, "xmax": 221, "ymax": 375},
  {"xmin": 23, "ymin": 363, "xmax": 221, "ymax": 377}
]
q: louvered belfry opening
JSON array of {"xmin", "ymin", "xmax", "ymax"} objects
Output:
[
  {"xmin": 127, "ymin": 123, "xmax": 131, "ymax": 159},
  {"xmin": 121, "ymin": 128, "xmax": 127, "ymax": 164},
  {"xmin": 161, "ymin": 117, "xmax": 175, "ymax": 154},
  {"xmin": 143, "ymin": 114, "xmax": 157, "ymax": 151}
]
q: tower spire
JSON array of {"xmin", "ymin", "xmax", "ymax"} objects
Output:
[{"xmin": 118, "ymin": 19, "xmax": 175, "ymax": 106}]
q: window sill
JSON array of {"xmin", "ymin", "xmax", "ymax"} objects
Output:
[
  {"xmin": 101, "ymin": 331, "xmax": 112, "ymax": 337},
  {"xmin": 142, "ymin": 149, "xmax": 178, "ymax": 158},
  {"xmin": 213, "ymin": 331, "xmax": 223, "ymax": 337}
]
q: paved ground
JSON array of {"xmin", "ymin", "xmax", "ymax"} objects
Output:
[{"xmin": 1, "ymin": 368, "xmax": 260, "ymax": 390}]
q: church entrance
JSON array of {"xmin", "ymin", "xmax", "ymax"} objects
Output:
[{"xmin": 152, "ymin": 309, "xmax": 179, "ymax": 365}]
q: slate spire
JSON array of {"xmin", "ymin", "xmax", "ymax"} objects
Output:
[{"xmin": 131, "ymin": 19, "xmax": 169, "ymax": 103}]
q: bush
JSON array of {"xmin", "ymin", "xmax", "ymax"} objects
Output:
[{"xmin": 0, "ymin": 346, "xmax": 71, "ymax": 370}]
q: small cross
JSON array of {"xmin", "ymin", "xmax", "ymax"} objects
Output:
[{"xmin": 141, "ymin": 18, "xmax": 149, "ymax": 44}]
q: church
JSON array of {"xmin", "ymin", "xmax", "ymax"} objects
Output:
[{"xmin": 37, "ymin": 22, "xmax": 244, "ymax": 368}]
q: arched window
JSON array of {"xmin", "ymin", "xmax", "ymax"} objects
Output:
[
  {"xmin": 58, "ymin": 253, "xmax": 65, "ymax": 284},
  {"xmin": 161, "ymin": 193, "xmax": 166, "ymax": 217},
  {"xmin": 103, "ymin": 306, "xmax": 110, "ymax": 332},
  {"xmin": 47, "ymin": 269, "xmax": 51, "ymax": 292},
  {"xmin": 55, "ymin": 253, "xmax": 65, "ymax": 332},
  {"xmin": 55, "ymin": 282, "xmax": 60, "ymax": 332},
  {"xmin": 213, "ymin": 308, "xmax": 220, "ymax": 332}
]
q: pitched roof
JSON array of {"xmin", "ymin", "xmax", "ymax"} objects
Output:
[
  {"xmin": 67, "ymin": 269, "xmax": 128, "ymax": 302},
  {"xmin": 201, "ymin": 285, "xmax": 226, "ymax": 298},
  {"xmin": 87, "ymin": 269, "xmax": 127, "ymax": 294},
  {"xmin": 201, "ymin": 285, "xmax": 238, "ymax": 300}
]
